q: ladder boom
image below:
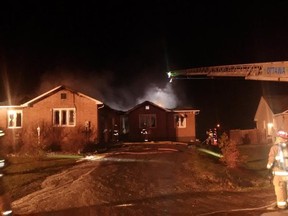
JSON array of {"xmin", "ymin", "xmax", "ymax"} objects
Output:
[{"xmin": 167, "ymin": 61, "xmax": 288, "ymax": 82}]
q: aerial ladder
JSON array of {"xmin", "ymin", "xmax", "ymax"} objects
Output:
[{"xmin": 167, "ymin": 61, "xmax": 288, "ymax": 82}]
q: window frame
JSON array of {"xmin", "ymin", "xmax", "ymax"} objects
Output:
[
  {"xmin": 139, "ymin": 114, "xmax": 157, "ymax": 128},
  {"xmin": 174, "ymin": 113, "xmax": 187, "ymax": 128},
  {"xmin": 53, "ymin": 108, "xmax": 76, "ymax": 127},
  {"xmin": 7, "ymin": 110, "xmax": 23, "ymax": 129}
]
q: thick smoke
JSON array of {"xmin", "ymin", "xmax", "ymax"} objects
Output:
[
  {"xmin": 136, "ymin": 83, "xmax": 179, "ymax": 109},
  {"xmin": 37, "ymin": 69, "xmax": 110, "ymax": 102},
  {"xmin": 36, "ymin": 68, "xmax": 181, "ymax": 111}
]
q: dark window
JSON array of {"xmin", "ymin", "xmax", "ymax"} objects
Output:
[
  {"xmin": 54, "ymin": 111, "xmax": 60, "ymax": 125},
  {"xmin": 69, "ymin": 110, "xmax": 74, "ymax": 125},
  {"xmin": 16, "ymin": 113, "xmax": 22, "ymax": 127},
  {"xmin": 139, "ymin": 114, "xmax": 157, "ymax": 128},
  {"xmin": 62, "ymin": 110, "xmax": 67, "ymax": 125},
  {"xmin": 61, "ymin": 93, "xmax": 67, "ymax": 99}
]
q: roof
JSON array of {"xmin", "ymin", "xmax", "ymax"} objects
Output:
[
  {"xmin": 0, "ymin": 96, "xmax": 31, "ymax": 106},
  {"xmin": 21, "ymin": 85, "xmax": 103, "ymax": 106},
  {"xmin": 172, "ymin": 106, "xmax": 200, "ymax": 114},
  {"xmin": 126, "ymin": 101, "xmax": 170, "ymax": 113},
  {"xmin": 263, "ymin": 95, "xmax": 288, "ymax": 114},
  {"xmin": 127, "ymin": 101, "xmax": 200, "ymax": 114},
  {"xmin": 98, "ymin": 103, "xmax": 125, "ymax": 114},
  {"xmin": 0, "ymin": 105, "xmax": 22, "ymax": 109}
]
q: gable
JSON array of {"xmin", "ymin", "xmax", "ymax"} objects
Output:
[
  {"xmin": 127, "ymin": 101, "xmax": 169, "ymax": 114},
  {"xmin": 0, "ymin": 86, "xmax": 104, "ymax": 131},
  {"xmin": 21, "ymin": 85, "xmax": 103, "ymax": 107},
  {"xmin": 255, "ymin": 97, "xmax": 266, "ymax": 121}
]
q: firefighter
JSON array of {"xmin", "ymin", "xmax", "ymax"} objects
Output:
[
  {"xmin": 0, "ymin": 130, "xmax": 13, "ymax": 215},
  {"xmin": 141, "ymin": 123, "xmax": 149, "ymax": 142},
  {"xmin": 112, "ymin": 124, "xmax": 119, "ymax": 143},
  {"xmin": 206, "ymin": 129, "xmax": 213, "ymax": 145},
  {"xmin": 267, "ymin": 130, "xmax": 288, "ymax": 210}
]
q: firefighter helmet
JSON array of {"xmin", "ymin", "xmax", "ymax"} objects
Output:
[{"xmin": 276, "ymin": 130, "xmax": 288, "ymax": 139}]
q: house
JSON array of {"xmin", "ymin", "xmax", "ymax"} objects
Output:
[
  {"xmin": 0, "ymin": 85, "xmax": 117, "ymax": 152},
  {"xmin": 254, "ymin": 95, "xmax": 288, "ymax": 143},
  {"xmin": 98, "ymin": 104, "xmax": 126, "ymax": 143},
  {"xmin": 126, "ymin": 101, "xmax": 199, "ymax": 142},
  {"xmin": 0, "ymin": 86, "xmax": 200, "ymax": 153}
]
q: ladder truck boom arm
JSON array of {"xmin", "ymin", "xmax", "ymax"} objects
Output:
[{"xmin": 167, "ymin": 61, "xmax": 288, "ymax": 82}]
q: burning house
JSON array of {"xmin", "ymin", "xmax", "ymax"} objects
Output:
[
  {"xmin": 0, "ymin": 86, "xmax": 200, "ymax": 153},
  {"xmin": 126, "ymin": 101, "xmax": 199, "ymax": 142}
]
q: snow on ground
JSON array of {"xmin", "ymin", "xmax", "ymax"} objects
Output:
[{"xmin": 12, "ymin": 160, "xmax": 108, "ymax": 214}]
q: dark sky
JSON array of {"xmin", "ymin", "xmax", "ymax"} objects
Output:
[{"xmin": 1, "ymin": 1, "xmax": 288, "ymax": 138}]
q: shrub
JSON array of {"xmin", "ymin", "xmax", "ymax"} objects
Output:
[
  {"xmin": 2, "ymin": 121, "xmax": 99, "ymax": 154},
  {"xmin": 218, "ymin": 132, "xmax": 244, "ymax": 168},
  {"xmin": 20, "ymin": 122, "xmax": 55, "ymax": 154}
]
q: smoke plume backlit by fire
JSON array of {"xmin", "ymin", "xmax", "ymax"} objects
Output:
[
  {"xmin": 136, "ymin": 83, "xmax": 178, "ymax": 109},
  {"xmin": 36, "ymin": 68, "xmax": 181, "ymax": 111}
]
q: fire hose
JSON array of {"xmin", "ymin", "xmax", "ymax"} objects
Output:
[{"xmin": 196, "ymin": 202, "xmax": 276, "ymax": 215}]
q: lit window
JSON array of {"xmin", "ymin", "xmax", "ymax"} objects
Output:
[
  {"xmin": 53, "ymin": 108, "xmax": 76, "ymax": 126},
  {"xmin": 145, "ymin": 105, "xmax": 150, "ymax": 110},
  {"xmin": 7, "ymin": 110, "xmax": 22, "ymax": 128},
  {"xmin": 175, "ymin": 114, "xmax": 186, "ymax": 128},
  {"xmin": 139, "ymin": 114, "xmax": 156, "ymax": 128}
]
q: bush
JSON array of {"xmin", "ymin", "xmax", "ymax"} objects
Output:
[
  {"xmin": 2, "ymin": 121, "xmax": 99, "ymax": 154},
  {"xmin": 218, "ymin": 132, "xmax": 245, "ymax": 168}
]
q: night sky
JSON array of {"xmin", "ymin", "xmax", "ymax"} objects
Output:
[{"xmin": 1, "ymin": 2, "xmax": 288, "ymax": 139}]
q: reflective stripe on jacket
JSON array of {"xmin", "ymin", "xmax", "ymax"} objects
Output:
[{"xmin": 273, "ymin": 170, "xmax": 288, "ymax": 176}]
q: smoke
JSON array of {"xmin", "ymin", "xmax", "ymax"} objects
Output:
[
  {"xmin": 36, "ymin": 67, "xmax": 181, "ymax": 111},
  {"xmin": 136, "ymin": 83, "xmax": 179, "ymax": 109},
  {"xmin": 36, "ymin": 68, "xmax": 114, "ymax": 102}
]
